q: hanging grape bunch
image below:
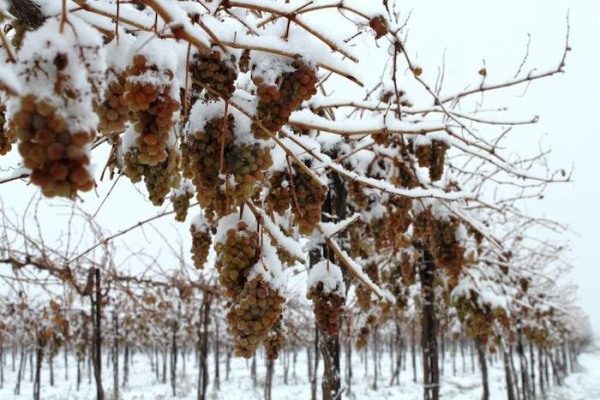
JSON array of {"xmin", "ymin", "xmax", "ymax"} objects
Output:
[
  {"xmin": 266, "ymin": 160, "xmax": 327, "ymax": 235},
  {"xmin": 182, "ymin": 104, "xmax": 272, "ymax": 219},
  {"xmin": 346, "ymin": 184, "xmax": 375, "ymax": 260},
  {"xmin": 400, "ymin": 250, "xmax": 417, "ymax": 286},
  {"xmin": 345, "ymin": 154, "xmax": 413, "ymax": 251},
  {"xmin": 370, "ymin": 195, "xmax": 412, "ymax": 252},
  {"xmin": 9, "ymin": 18, "xmax": 102, "ymax": 198},
  {"xmin": 454, "ymin": 292, "xmax": 495, "ymax": 345},
  {"xmin": 379, "ymin": 250, "xmax": 415, "ymax": 309},
  {"xmin": 239, "ymin": 49, "xmax": 251, "ymax": 73},
  {"xmin": 275, "ymin": 245, "xmax": 299, "ymax": 267},
  {"xmin": 348, "ymin": 180, "xmax": 369, "ymax": 210},
  {"xmin": 348, "ymin": 221, "xmax": 374, "ymax": 259},
  {"xmin": 94, "ymin": 35, "xmax": 135, "ymax": 139},
  {"xmin": 14, "ymin": 96, "xmax": 96, "ymax": 198},
  {"xmin": 307, "ymin": 261, "xmax": 346, "ymax": 336},
  {"xmin": 355, "ymin": 314, "xmax": 380, "ymax": 349},
  {"xmin": 215, "ymin": 216, "xmax": 286, "ymax": 358},
  {"xmin": 190, "ymin": 48, "xmax": 238, "ymax": 100},
  {"xmin": 226, "ymin": 143, "xmax": 272, "ymax": 204},
  {"xmin": 0, "ymin": 103, "xmax": 13, "ymax": 155},
  {"xmin": 120, "ymin": 40, "xmax": 182, "ymax": 205},
  {"xmin": 356, "ymin": 262, "xmax": 379, "ymax": 312},
  {"xmin": 124, "ymin": 51, "xmax": 179, "ymax": 167},
  {"xmin": 171, "ymin": 179, "xmax": 194, "ymax": 222},
  {"xmin": 190, "ymin": 214, "xmax": 212, "ymax": 270},
  {"xmin": 413, "ymin": 137, "xmax": 449, "ymax": 181},
  {"xmin": 369, "ymin": 15, "xmax": 389, "ymax": 39},
  {"xmin": 215, "ymin": 220, "xmax": 259, "ymax": 298},
  {"xmin": 413, "ymin": 203, "xmax": 465, "ymax": 282},
  {"xmin": 430, "ymin": 216, "xmax": 465, "ymax": 281},
  {"xmin": 181, "ymin": 111, "xmax": 233, "ymax": 216},
  {"xmin": 413, "ymin": 206, "xmax": 433, "ymax": 241},
  {"xmin": 227, "ymin": 276, "xmax": 285, "ymax": 358},
  {"xmin": 392, "ymin": 156, "xmax": 420, "ymax": 189},
  {"xmin": 356, "ymin": 325, "xmax": 370, "ymax": 349},
  {"xmin": 264, "ymin": 319, "xmax": 285, "ymax": 360},
  {"xmin": 265, "ymin": 170, "xmax": 294, "ymax": 213},
  {"xmin": 252, "ymin": 59, "xmax": 318, "ymax": 139},
  {"xmin": 388, "ymin": 196, "xmax": 413, "ymax": 231},
  {"xmin": 72, "ymin": 312, "xmax": 90, "ymax": 363},
  {"xmin": 96, "ymin": 69, "xmax": 128, "ymax": 139},
  {"xmin": 123, "ymin": 145, "xmax": 181, "ymax": 206}
]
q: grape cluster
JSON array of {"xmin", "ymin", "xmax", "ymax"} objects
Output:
[
  {"xmin": 266, "ymin": 164, "xmax": 326, "ymax": 235},
  {"xmin": 356, "ymin": 314, "xmax": 379, "ymax": 349},
  {"xmin": 414, "ymin": 139, "xmax": 449, "ymax": 181},
  {"xmin": 400, "ymin": 252, "xmax": 416, "ymax": 285},
  {"xmin": 227, "ymin": 277, "xmax": 285, "ymax": 358},
  {"xmin": 182, "ymin": 115, "xmax": 272, "ymax": 218},
  {"xmin": 429, "ymin": 140, "xmax": 449, "ymax": 181},
  {"xmin": 214, "ymin": 222, "xmax": 258, "ymax": 298},
  {"xmin": 430, "ymin": 217, "xmax": 464, "ymax": 280},
  {"xmin": 73, "ymin": 316, "xmax": 90, "ymax": 360},
  {"xmin": 190, "ymin": 223, "xmax": 211, "ymax": 270},
  {"xmin": 215, "ymin": 221, "xmax": 286, "ymax": 358},
  {"xmin": 414, "ymin": 209, "xmax": 464, "ymax": 281},
  {"xmin": 239, "ymin": 49, "xmax": 250, "ymax": 73},
  {"xmin": 190, "ymin": 50, "xmax": 237, "ymax": 100},
  {"xmin": 372, "ymin": 131, "xmax": 390, "ymax": 146},
  {"xmin": 523, "ymin": 327, "xmax": 550, "ymax": 347},
  {"xmin": 252, "ymin": 60, "xmax": 318, "ymax": 139},
  {"xmin": 227, "ymin": 143, "xmax": 272, "ymax": 203},
  {"xmin": 292, "ymin": 171, "xmax": 326, "ymax": 235},
  {"xmin": 171, "ymin": 186, "xmax": 194, "ymax": 222},
  {"xmin": 264, "ymin": 319, "xmax": 285, "ymax": 360},
  {"xmin": 307, "ymin": 281, "xmax": 345, "ymax": 336},
  {"xmin": 371, "ymin": 197, "xmax": 412, "ymax": 251},
  {"xmin": 12, "ymin": 95, "xmax": 95, "ymax": 197},
  {"xmin": 389, "ymin": 197, "xmax": 413, "ymax": 231},
  {"xmin": 356, "ymin": 325, "xmax": 370, "ymax": 349},
  {"xmin": 265, "ymin": 171, "xmax": 293, "ymax": 213},
  {"xmin": 356, "ymin": 262, "xmax": 379, "ymax": 312},
  {"xmin": 181, "ymin": 115, "xmax": 231, "ymax": 216},
  {"xmin": 369, "ymin": 16, "xmax": 389, "ymax": 39},
  {"xmin": 392, "ymin": 157, "xmax": 419, "ymax": 189},
  {"xmin": 348, "ymin": 221, "xmax": 373, "ymax": 259},
  {"xmin": 275, "ymin": 245, "xmax": 297, "ymax": 267},
  {"xmin": 183, "ymin": 82, "xmax": 203, "ymax": 110},
  {"xmin": 413, "ymin": 209, "xmax": 433, "ymax": 242},
  {"xmin": 348, "ymin": 180, "xmax": 368, "ymax": 209},
  {"xmin": 379, "ymin": 252, "xmax": 413, "ymax": 309},
  {"xmin": 177, "ymin": 284, "xmax": 194, "ymax": 303},
  {"xmin": 125, "ymin": 54, "xmax": 179, "ymax": 166},
  {"xmin": 454, "ymin": 294, "xmax": 493, "ymax": 344},
  {"xmin": 414, "ymin": 142, "xmax": 431, "ymax": 168},
  {"xmin": 96, "ymin": 73, "xmax": 128, "ymax": 138},
  {"xmin": 519, "ymin": 277, "xmax": 530, "ymax": 293},
  {"xmin": 123, "ymin": 148, "xmax": 181, "ymax": 206},
  {"xmin": 381, "ymin": 261, "xmax": 401, "ymax": 302},
  {"xmin": 0, "ymin": 104, "xmax": 14, "ymax": 155}
]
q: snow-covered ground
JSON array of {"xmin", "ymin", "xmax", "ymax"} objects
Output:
[
  {"xmin": 1, "ymin": 344, "xmax": 599, "ymax": 400},
  {"xmin": 546, "ymin": 344, "xmax": 600, "ymax": 400}
]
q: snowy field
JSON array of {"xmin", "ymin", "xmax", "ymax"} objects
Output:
[{"xmin": 1, "ymin": 344, "xmax": 598, "ymax": 400}]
